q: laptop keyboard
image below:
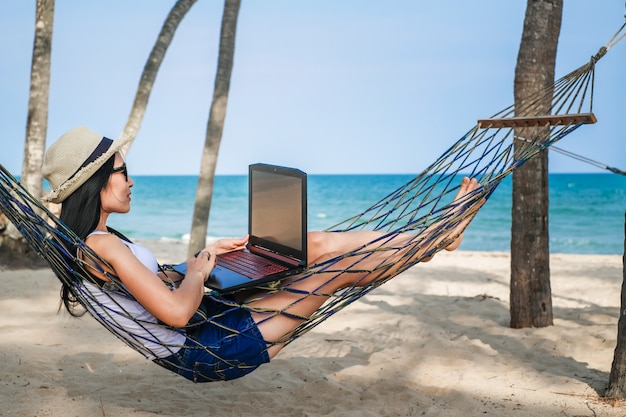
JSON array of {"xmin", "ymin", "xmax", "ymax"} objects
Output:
[{"xmin": 217, "ymin": 250, "xmax": 289, "ymax": 279}]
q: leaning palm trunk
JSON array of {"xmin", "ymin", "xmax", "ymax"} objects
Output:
[
  {"xmin": 120, "ymin": 0, "xmax": 198, "ymax": 154},
  {"xmin": 188, "ymin": 0, "xmax": 241, "ymax": 256},
  {"xmin": 510, "ymin": 0, "xmax": 562, "ymax": 328},
  {"xmin": 606, "ymin": 216, "xmax": 626, "ymax": 397}
]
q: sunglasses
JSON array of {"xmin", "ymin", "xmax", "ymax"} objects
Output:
[{"xmin": 111, "ymin": 163, "xmax": 128, "ymax": 181}]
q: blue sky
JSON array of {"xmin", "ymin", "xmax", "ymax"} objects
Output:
[{"xmin": 1, "ymin": 1, "xmax": 625, "ymax": 175}]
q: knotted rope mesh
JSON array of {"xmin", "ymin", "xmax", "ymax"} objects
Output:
[{"xmin": 1, "ymin": 28, "xmax": 621, "ymax": 381}]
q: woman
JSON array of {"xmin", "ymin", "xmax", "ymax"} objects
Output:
[{"xmin": 42, "ymin": 126, "xmax": 481, "ymax": 382}]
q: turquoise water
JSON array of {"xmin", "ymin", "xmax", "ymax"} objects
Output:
[{"xmin": 108, "ymin": 173, "xmax": 626, "ymax": 255}]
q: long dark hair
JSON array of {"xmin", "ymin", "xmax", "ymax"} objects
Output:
[{"xmin": 59, "ymin": 156, "xmax": 115, "ymax": 316}]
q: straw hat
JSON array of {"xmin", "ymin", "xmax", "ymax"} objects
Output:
[{"xmin": 42, "ymin": 126, "xmax": 129, "ymax": 203}]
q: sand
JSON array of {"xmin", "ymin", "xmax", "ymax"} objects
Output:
[{"xmin": 1, "ymin": 242, "xmax": 625, "ymax": 417}]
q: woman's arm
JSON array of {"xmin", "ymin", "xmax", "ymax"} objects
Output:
[{"xmin": 86, "ymin": 233, "xmax": 216, "ymax": 328}]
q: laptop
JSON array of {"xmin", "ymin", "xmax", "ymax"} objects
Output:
[{"xmin": 170, "ymin": 163, "xmax": 308, "ymax": 294}]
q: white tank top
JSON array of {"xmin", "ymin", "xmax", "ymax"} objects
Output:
[{"xmin": 80, "ymin": 231, "xmax": 186, "ymax": 359}]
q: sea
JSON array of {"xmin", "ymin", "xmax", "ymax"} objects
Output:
[{"xmin": 108, "ymin": 173, "xmax": 626, "ymax": 255}]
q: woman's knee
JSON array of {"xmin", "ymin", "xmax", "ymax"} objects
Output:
[{"xmin": 307, "ymin": 231, "xmax": 331, "ymax": 263}]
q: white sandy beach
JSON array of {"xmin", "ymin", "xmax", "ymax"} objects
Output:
[{"xmin": 1, "ymin": 242, "xmax": 625, "ymax": 417}]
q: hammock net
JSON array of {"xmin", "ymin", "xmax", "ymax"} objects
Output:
[{"xmin": 1, "ymin": 22, "xmax": 624, "ymax": 382}]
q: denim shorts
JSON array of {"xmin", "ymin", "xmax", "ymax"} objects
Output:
[{"xmin": 155, "ymin": 298, "xmax": 270, "ymax": 383}]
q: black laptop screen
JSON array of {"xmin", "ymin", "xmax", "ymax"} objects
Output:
[{"xmin": 248, "ymin": 164, "xmax": 307, "ymax": 263}]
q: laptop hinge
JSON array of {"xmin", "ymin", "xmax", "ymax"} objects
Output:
[{"xmin": 248, "ymin": 244, "xmax": 302, "ymax": 267}]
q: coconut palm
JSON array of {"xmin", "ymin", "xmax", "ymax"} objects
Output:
[
  {"xmin": 510, "ymin": 0, "xmax": 562, "ymax": 328},
  {"xmin": 120, "ymin": 0, "xmax": 198, "ymax": 153},
  {"xmin": 188, "ymin": 0, "xmax": 241, "ymax": 256},
  {"xmin": 0, "ymin": 0, "xmax": 54, "ymax": 268}
]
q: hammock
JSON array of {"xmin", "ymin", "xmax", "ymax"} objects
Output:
[{"xmin": 1, "ymin": 22, "xmax": 624, "ymax": 382}]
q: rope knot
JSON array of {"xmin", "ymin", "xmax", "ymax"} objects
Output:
[{"xmin": 591, "ymin": 46, "xmax": 607, "ymax": 63}]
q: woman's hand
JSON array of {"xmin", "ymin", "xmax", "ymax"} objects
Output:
[
  {"xmin": 183, "ymin": 236, "xmax": 247, "ymax": 283},
  {"xmin": 185, "ymin": 248, "xmax": 217, "ymax": 282},
  {"xmin": 212, "ymin": 235, "xmax": 249, "ymax": 255}
]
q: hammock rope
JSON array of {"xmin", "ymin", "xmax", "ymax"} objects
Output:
[
  {"xmin": 1, "ymin": 21, "xmax": 624, "ymax": 382},
  {"xmin": 550, "ymin": 145, "xmax": 626, "ymax": 176}
]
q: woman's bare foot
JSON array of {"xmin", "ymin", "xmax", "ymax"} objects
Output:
[
  {"xmin": 420, "ymin": 177, "xmax": 483, "ymax": 262},
  {"xmin": 444, "ymin": 177, "xmax": 482, "ymax": 251}
]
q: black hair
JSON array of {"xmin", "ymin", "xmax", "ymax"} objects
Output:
[{"xmin": 59, "ymin": 156, "xmax": 116, "ymax": 316}]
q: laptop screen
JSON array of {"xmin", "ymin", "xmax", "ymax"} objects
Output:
[{"xmin": 248, "ymin": 164, "xmax": 307, "ymax": 265}]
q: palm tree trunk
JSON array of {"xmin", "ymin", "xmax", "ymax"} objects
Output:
[
  {"xmin": 188, "ymin": 0, "xmax": 241, "ymax": 256},
  {"xmin": 22, "ymin": 0, "xmax": 54, "ymax": 199},
  {"xmin": 120, "ymin": 0, "xmax": 198, "ymax": 153},
  {"xmin": 510, "ymin": 0, "xmax": 562, "ymax": 328},
  {"xmin": 1, "ymin": 0, "xmax": 54, "ymax": 268},
  {"xmin": 607, "ymin": 214, "xmax": 626, "ymax": 397}
]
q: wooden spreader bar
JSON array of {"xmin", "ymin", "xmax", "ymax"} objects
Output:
[{"xmin": 478, "ymin": 113, "xmax": 597, "ymax": 128}]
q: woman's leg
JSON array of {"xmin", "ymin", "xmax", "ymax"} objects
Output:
[{"xmin": 249, "ymin": 177, "xmax": 481, "ymax": 357}]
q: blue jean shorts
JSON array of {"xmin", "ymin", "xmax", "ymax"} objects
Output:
[{"xmin": 155, "ymin": 298, "xmax": 270, "ymax": 382}]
